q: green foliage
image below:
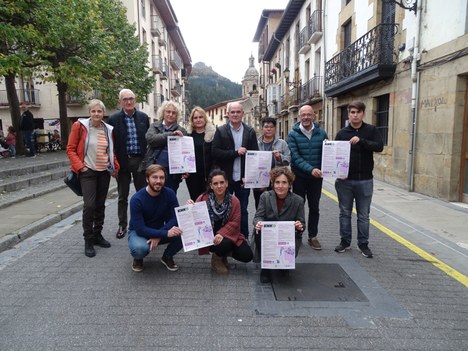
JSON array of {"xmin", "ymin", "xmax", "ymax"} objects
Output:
[
  {"xmin": 188, "ymin": 62, "xmax": 241, "ymax": 110},
  {"xmin": 1, "ymin": 0, "xmax": 153, "ymax": 144}
]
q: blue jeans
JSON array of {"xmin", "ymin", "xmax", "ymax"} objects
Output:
[
  {"xmin": 23, "ymin": 130, "xmax": 35, "ymax": 156},
  {"xmin": 228, "ymin": 181, "xmax": 250, "ymax": 239},
  {"xmin": 128, "ymin": 230, "xmax": 183, "ymax": 259},
  {"xmin": 292, "ymin": 176, "xmax": 323, "ymax": 238},
  {"xmin": 335, "ymin": 179, "xmax": 374, "ymax": 245}
]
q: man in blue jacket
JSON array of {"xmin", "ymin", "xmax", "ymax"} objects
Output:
[
  {"xmin": 334, "ymin": 101, "xmax": 383, "ymax": 258},
  {"xmin": 108, "ymin": 89, "xmax": 149, "ymax": 239},
  {"xmin": 288, "ymin": 105, "xmax": 328, "ymax": 250},
  {"xmin": 128, "ymin": 164, "xmax": 183, "ymax": 272}
]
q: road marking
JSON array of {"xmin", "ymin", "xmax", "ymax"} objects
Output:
[{"xmin": 322, "ymin": 189, "xmax": 468, "ymax": 288}]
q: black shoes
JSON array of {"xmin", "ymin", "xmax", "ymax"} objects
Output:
[
  {"xmin": 132, "ymin": 259, "xmax": 144, "ymax": 272},
  {"xmin": 116, "ymin": 226, "xmax": 127, "ymax": 239},
  {"xmin": 334, "ymin": 240, "xmax": 351, "ymax": 253},
  {"xmin": 161, "ymin": 255, "xmax": 179, "ymax": 271},
  {"xmin": 260, "ymin": 269, "xmax": 271, "ymax": 283},
  {"xmin": 94, "ymin": 235, "xmax": 111, "ymax": 248},
  {"xmin": 358, "ymin": 244, "xmax": 373, "ymax": 258},
  {"xmin": 84, "ymin": 240, "xmax": 95, "ymax": 257}
]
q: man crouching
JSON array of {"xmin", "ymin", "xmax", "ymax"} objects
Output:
[{"xmin": 128, "ymin": 164, "xmax": 183, "ymax": 272}]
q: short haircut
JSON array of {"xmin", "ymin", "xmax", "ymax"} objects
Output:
[
  {"xmin": 208, "ymin": 168, "xmax": 227, "ymax": 183},
  {"xmin": 270, "ymin": 166, "xmax": 295, "ymax": 185},
  {"xmin": 347, "ymin": 101, "xmax": 366, "ymax": 112},
  {"xmin": 118, "ymin": 89, "xmax": 135, "ymax": 100},
  {"xmin": 88, "ymin": 99, "xmax": 106, "ymax": 112},
  {"xmin": 145, "ymin": 164, "xmax": 166, "ymax": 178},
  {"xmin": 261, "ymin": 117, "xmax": 276, "ymax": 127},
  {"xmin": 227, "ymin": 101, "xmax": 243, "ymax": 112}
]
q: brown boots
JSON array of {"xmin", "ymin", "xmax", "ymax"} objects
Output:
[{"xmin": 211, "ymin": 254, "xmax": 228, "ymax": 274}]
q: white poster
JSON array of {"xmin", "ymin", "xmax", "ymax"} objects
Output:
[
  {"xmin": 175, "ymin": 202, "xmax": 214, "ymax": 252},
  {"xmin": 168, "ymin": 136, "xmax": 196, "ymax": 174},
  {"xmin": 244, "ymin": 151, "xmax": 272, "ymax": 188},
  {"xmin": 321, "ymin": 140, "xmax": 351, "ymax": 178},
  {"xmin": 260, "ymin": 221, "xmax": 295, "ymax": 269}
]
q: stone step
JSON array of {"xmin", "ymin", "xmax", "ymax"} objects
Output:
[
  {"xmin": 0, "ymin": 165, "xmax": 69, "ymax": 196},
  {"xmin": 0, "ymin": 159, "xmax": 69, "ymax": 180}
]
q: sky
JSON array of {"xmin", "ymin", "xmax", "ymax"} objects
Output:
[{"xmin": 170, "ymin": 0, "xmax": 289, "ymax": 84}]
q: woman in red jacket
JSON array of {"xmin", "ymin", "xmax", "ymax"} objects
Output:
[
  {"xmin": 66, "ymin": 99, "xmax": 119, "ymax": 257},
  {"xmin": 188, "ymin": 169, "xmax": 253, "ymax": 274}
]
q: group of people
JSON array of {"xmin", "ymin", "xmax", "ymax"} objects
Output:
[
  {"xmin": 1, "ymin": 102, "xmax": 62, "ymax": 159},
  {"xmin": 65, "ymin": 88, "xmax": 383, "ymax": 284}
]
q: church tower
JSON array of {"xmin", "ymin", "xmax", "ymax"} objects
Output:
[{"xmin": 241, "ymin": 54, "xmax": 259, "ymax": 98}]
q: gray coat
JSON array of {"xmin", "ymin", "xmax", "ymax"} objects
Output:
[
  {"xmin": 253, "ymin": 190, "xmax": 305, "ymax": 230},
  {"xmin": 257, "ymin": 135, "xmax": 291, "ymax": 167}
]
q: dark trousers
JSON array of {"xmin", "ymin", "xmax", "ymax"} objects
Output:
[
  {"xmin": 80, "ymin": 169, "xmax": 111, "ymax": 240},
  {"xmin": 117, "ymin": 157, "xmax": 146, "ymax": 228},
  {"xmin": 228, "ymin": 181, "xmax": 250, "ymax": 239},
  {"xmin": 23, "ymin": 130, "xmax": 35, "ymax": 156},
  {"xmin": 186, "ymin": 172, "xmax": 206, "ymax": 201},
  {"xmin": 209, "ymin": 238, "xmax": 253, "ymax": 263},
  {"xmin": 292, "ymin": 176, "xmax": 323, "ymax": 238}
]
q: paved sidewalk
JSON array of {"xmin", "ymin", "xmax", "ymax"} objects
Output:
[{"xmin": 0, "ymin": 172, "xmax": 467, "ymax": 349}]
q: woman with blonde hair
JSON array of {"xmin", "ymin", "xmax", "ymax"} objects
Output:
[
  {"xmin": 142, "ymin": 100, "xmax": 187, "ymax": 193},
  {"xmin": 184, "ymin": 106, "xmax": 216, "ymax": 200}
]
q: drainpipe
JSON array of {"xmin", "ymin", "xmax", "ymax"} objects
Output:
[
  {"xmin": 322, "ymin": 0, "xmax": 330, "ymax": 135},
  {"xmin": 408, "ymin": 1, "xmax": 422, "ymax": 192}
]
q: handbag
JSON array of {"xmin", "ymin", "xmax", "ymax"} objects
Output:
[{"xmin": 64, "ymin": 170, "xmax": 82, "ymax": 196}]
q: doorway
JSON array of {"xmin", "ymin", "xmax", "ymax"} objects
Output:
[{"xmin": 461, "ymin": 79, "xmax": 468, "ymax": 203}]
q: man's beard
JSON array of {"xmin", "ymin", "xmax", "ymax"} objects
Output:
[{"xmin": 148, "ymin": 182, "xmax": 163, "ymax": 193}]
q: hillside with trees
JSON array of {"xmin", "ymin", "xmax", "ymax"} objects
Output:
[{"xmin": 187, "ymin": 62, "xmax": 241, "ymax": 110}]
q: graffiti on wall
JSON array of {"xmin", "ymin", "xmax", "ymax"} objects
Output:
[{"xmin": 420, "ymin": 96, "xmax": 447, "ymax": 111}]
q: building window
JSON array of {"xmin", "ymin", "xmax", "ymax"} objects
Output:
[
  {"xmin": 140, "ymin": 0, "xmax": 146, "ymax": 19},
  {"xmin": 376, "ymin": 94, "xmax": 390, "ymax": 145},
  {"xmin": 343, "ymin": 20, "xmax": 351, "ymax": 48}
]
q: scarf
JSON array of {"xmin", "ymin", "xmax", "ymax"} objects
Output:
[{"xmin": 207, "ymin": 190, "xmax": 232, "ymax": 229}]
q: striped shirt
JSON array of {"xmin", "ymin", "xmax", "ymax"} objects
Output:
[{"xmin": 84, "ymin": 125, "xmax": 109, "ymax": 171}]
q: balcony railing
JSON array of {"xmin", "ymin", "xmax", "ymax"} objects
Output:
[
  {"xmin": 301, "ymin": 76, "xmax": 322, "ymax": 102},
  {"xmin": 169, "ymin": 50, "xmax": 182, "ymax": 70},
  {"xmin": 298, "ymin": 27, "xmax": 311, "ymax": 54},
  {"xmin": 150, "ymin": 14, "xmax": 161, "ymax": 37},
  {"xmin": 307, "ymin": 10, "xmax": 323, "ymax": 44},
  {"xmin": 170, "ymin": 79, "xmax": 181, "ymax": 97},
  {"xmin": 0, "ymin": 89, "xmax": 41, "ymax": 106},
  {"xmin": 152, "ymin": 55, "xmax": 164, "ymax": 74},
  {"xmin": 325, "ymin": 23, "xmax": 396, "ymax": 97}
]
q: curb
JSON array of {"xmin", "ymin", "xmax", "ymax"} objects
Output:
[{"xmin": 0, "ymin": 185, "xmax": 118, "ymax": 253}]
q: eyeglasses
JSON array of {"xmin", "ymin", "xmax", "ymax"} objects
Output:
[
  {"xmin": 263, "ymin": 125, "xmax": 275, "ymax": 129},
  {"xmin": 122, "ymin": 97, "xmax": 135, "ymax": 103}
]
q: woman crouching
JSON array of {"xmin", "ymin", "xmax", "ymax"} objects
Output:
[{"xmin": 188, "ymin": 169, "xmax": 253, "ymax": 273}]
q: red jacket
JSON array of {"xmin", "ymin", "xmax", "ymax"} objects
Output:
[
  {"xmin": 196, "ymin": 192, "xmax": 247, "ymax": 255},
  {"xmin": 66, "ymin": 118, "xmax": 119, "ymax": 174}
]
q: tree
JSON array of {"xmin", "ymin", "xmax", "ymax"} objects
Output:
[
  {"xmin": 1, "ymin": 0, "xmax": 153, "ymax": 148},
  {"xmin": 92, "ymin": 0, "xmax": 153, "ymax": 109},
  {"xmin": 0, "ymin": 0, "xmax": 43, "ymax": 155}
]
